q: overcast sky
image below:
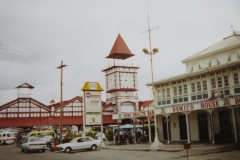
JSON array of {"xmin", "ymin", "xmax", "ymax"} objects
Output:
[{"xmin": 0, "ymin": 0, "xmax": 240, "ymax": 106}]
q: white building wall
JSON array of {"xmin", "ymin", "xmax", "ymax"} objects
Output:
[
  {"xmin": 170, "ymin": 114, "xmax": 180, "ymax": 141},
  {"xmin": 189, "ymin": 112, "xmax": 199, "ymax": 141}
]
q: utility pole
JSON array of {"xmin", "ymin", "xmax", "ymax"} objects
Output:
[{"xmin": 57, "ymin": 60, "xmax": 67, "ymax": 140}]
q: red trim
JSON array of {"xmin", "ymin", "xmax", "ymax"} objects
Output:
[{"xmin": 106, "ymin": 88, "xmax": 137, "ymax": 93}]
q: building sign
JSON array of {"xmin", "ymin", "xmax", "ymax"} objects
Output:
[
  {"xmin": 165, "ymin": 97, "xmax": 240, "ymax": 114},
  {"xmin": 121, "ymin": 110, "xmax": 154, "ymax": 118},
  {"xmin": 84, "ymin": 91, "xmax": 102, "ymax": 125},
  {"xmin": 81, "ymin": 82, "xmax": 104, "ymax": 126},
  {"xmin": 113, "ymin": 97, "xmax": 240, "ymax": 120}
]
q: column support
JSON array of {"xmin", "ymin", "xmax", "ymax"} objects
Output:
[
  {"xmin": 231, "ymin": 106, "xmax": 238, "ymax": 143},
  {"xmin": 184, "ymin": 112, "xmax": 191, "ymax": 144},
  {"xmin": 206, "ymin": 109, "xmax": 215, "ymax": 144},
  {"xmin": 132, "ymin": 118, "xmax": 137, "ymax": 144},
  {"xmin": 148, "ymin": 116, "xmax": 152, "ymax": 144},
  {"xmin": 165, "ymin": 115, "xmax": 170, "ymax": 144}
]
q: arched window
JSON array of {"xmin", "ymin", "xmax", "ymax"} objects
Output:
[
  {"xmin": 228, "ymin": 52, "xmax": 239, "ymax": 62},
  {"xmin": 209, "ymin": 58, "xmax": 219, "ymax": 67},
  {"xmin": 191, "ymin": 63, "xmax": 201, "ymax": 72}
]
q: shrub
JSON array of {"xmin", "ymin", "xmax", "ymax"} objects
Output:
[
  {"xmin": 65, "ymin": 130, "xmax": 82, "ymax": 142},
  {"xmin": 105, "ymin": 129, "xmax": 113, "ymax": 141},
  {"xmin": 85, "ymin": 131, "xmax": 97, "ymax": 139}
]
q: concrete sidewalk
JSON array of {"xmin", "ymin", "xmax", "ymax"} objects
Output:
[{"xmin": 102, "ymin": 142, "xmax": 237, "ymax": 154}]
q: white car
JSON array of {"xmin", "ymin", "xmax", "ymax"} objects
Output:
[
  {"xmin": 21, "ymin": 138, "xmax": 46, "ymax": 153},
  {"xmin": 56, "ymin": 136, "xmax": 103, "ymax": 153}
]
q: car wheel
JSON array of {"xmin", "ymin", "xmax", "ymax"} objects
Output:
[
  {"xmin": 65, "ymin": 147, "xmax": 72, "ymax": 153},
  {"xmin": 91, "ymin": 145, "xmax": 97, "ymax": 151},
  {"xmin": 21, "ymin": 147, "xmax": 24, "ymax": 152},
  {"xmin": 26, "ymin": 147, "xmax": 30, "ymax": 153},
  {"xmin": 42, "ymin": 149, "xmax": 45, "ymax": 152}
]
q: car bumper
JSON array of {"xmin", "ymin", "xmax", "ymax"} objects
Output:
[
  {"xmin": 28, "ymin": 146, "xmax": 46, "ymax": 150},
  {"xmin": 56, "ymin": 147, "xmax": 64, "ymax": 151}
]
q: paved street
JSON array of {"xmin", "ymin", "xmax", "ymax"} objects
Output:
[{"xmin": 0, "ymin": 143, "xmax": 239, "ymax": 160}]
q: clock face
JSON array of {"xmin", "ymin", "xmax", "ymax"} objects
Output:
[
  {"xmin": 121, "ymin": 73, "xmax": 134, "ymax": 88},
  {"xmin": 107, "ymin": 74, "xmax": 115, "ymax": 90}
]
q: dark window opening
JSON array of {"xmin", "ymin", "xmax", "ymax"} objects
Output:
[
  {"xmin": 162, "ymin": 101, "xmax": 166, "ymax": 105},
  {"xmin": 191, "ymin": 96, "xmax": 196, "ymax": 101},
  {"xmin": 174, "ymin": 99, "xmax": 178, "ymax": 103},
  {"xmin": 179, "ymin": 98, "xmax": 183, "ymax": 103},
  {"xmin": 203, "ymin": 94, "xmax": 208, "ymax": 99},
  {"xmin": 197, "ymin": 95, "xmax": 202, "ymax": 100},
  {"xmin": 234, "ymin": 88, "xmax": 240, "ymax": 93},
  {"xmin": 224, "ymin": 90, "xmax": 230, "ymax": 95}
]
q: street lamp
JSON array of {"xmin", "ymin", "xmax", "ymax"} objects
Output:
[
  {"xmin": 117, "ymin": 114, "xmax": 122, "ymax": 143},
  {"xmin": 142, "ymin": 48, "xmax": 164, "ymax": 150}
]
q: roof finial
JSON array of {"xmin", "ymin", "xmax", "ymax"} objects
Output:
[{"xmin": 231, "ymin": 25, "xmax": 234, "ymax": 32}]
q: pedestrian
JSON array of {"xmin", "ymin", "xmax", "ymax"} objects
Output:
[{"xmin": 16, "ymin": 134, "xmax": 20, "ymax": 147}]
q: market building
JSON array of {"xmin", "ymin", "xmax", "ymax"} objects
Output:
[{"xmin": 114, "ymin": 29, "xmax": 240, "ymax": 144}]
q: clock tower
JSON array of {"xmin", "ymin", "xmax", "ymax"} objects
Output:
[{"xmin": 102, "ymin": 34, "xmax": 139, "ymax": 114}]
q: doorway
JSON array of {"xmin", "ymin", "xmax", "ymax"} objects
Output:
[
  {"xmin": 198, "ymin": 112, "xmax": 209, "ymax": 142},
  {"xmin": 179, "ymin": 115, "xmax": 187, "ymax": 140},
  {"xmin": 219, "ymin": 110, "xmax": 233, "ymax": 142}
]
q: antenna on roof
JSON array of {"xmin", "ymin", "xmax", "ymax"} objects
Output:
[{"xmin": 141, "ymin": 0, "xmax": 159, "ymax": 52}]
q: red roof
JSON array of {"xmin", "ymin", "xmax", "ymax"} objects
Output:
[
  {"xmin": 139, "ymin": 100, "xmax": 153, "ymax": 110},
  {"xmin": 106, "ymin": 34, "xmax": 135, "ymax": 60},
  {"xmin": 53, "ymin": 96, "xmax": 83, "ymax": 110},
  {"xmin": 15, "ymin": 83, "xmax": 34, "ymax": 89}
]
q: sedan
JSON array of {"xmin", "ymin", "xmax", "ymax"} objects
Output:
[
  {"xmin": 21, "ymin": 138, "xmax": 46, "ymax": 153},
  {"xmin": 56, "ymin": 136, "xmax": 103, "ymax": 153}
]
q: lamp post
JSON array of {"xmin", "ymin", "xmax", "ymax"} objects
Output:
[
  {"xmin": 117, "ymin": 114, "xmax": 122, "ymax": 143},
  {"xmin": 142, "ymin": 48, "xmax": 163, "ymax": 150}
]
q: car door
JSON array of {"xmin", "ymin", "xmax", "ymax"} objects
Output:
[
  {"xmin": 70, "ymin": 138, "xmax": 80, "ymax": 150},
  {"xmin": 76, "ymin": 138, "xmax": 85, "ymax": 150},
  {"xmin": 84, "ymin": 137, "xmax": 93, "ymax": 149}
]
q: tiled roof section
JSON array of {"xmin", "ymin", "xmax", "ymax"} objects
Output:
[
  {"xmin": 182, "ymin": 30, "xmax": 240, "ymax": 63},
  {"xmin": 103, "ymin": 102, "xmax": 112, "ymax": 110},
  {"xmin": 139, "ymin": 100, "xmax": 153, "ymax": 110},
  {"xmin": 106, "ymin": 34, "xmax": 135, "ymax": 60},
  {"xmin": 53, "ymin": 96, "xmax": 83, "ymax": 109},
  {"xmin": 15, "ymin": 83, "xmax": 34, "ymax": 89},
  {"xmin": 0, "ymin": 98, "xmax": 50, "ymax": 111}
]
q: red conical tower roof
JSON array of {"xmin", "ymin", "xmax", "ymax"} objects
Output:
[{"xmin": 106, "ymin": 34, "xmax": 135, "ymax": 60}]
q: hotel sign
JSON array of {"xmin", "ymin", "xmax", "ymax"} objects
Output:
[{"xmin": 166, "ymin": 97, "xmax": 240, "ymax": 114}]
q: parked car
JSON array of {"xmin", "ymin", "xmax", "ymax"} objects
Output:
[
  {"xmin": 21, "ymin": 138, "xmax": 46, "ymax": 153},
  {"xmin": 56, "ymin": 136, "xmax": 103, "ymax": 153},
  {"xmin": 0, "ymin": 132, "xmax": 18, "ymax": 145},
  {"xmin": 95, "ymin": 133, "xmax": 107, "ymax": 141}
]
